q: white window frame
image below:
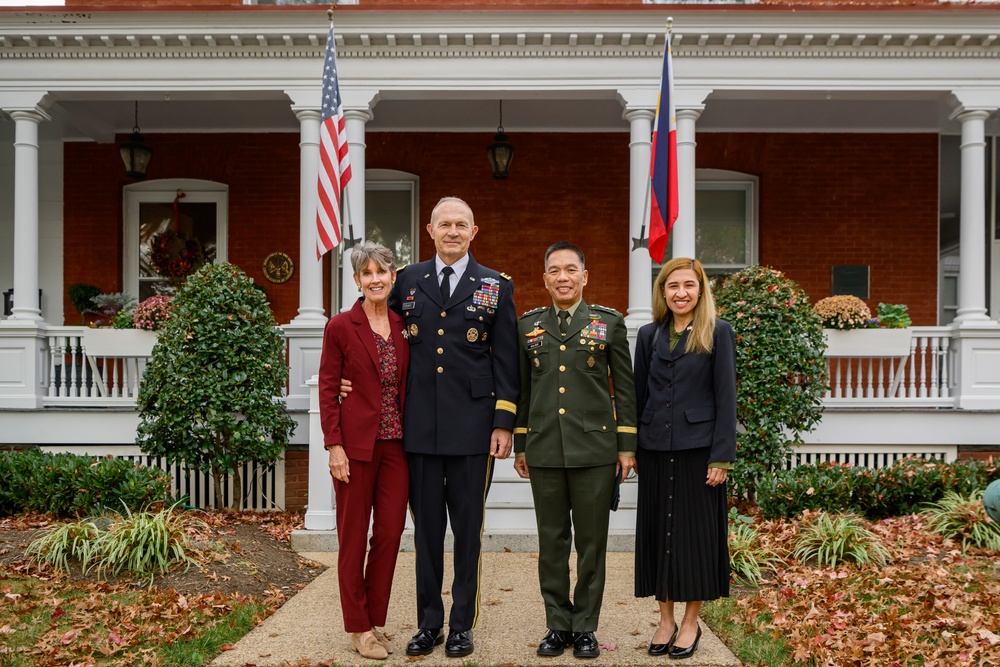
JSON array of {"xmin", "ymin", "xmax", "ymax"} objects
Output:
[
  {"xmin": 122, "ymin": 179, "xmax": 229, "ymax": 298},
  {"xmin": 695, "ymin": 168, "xmax": 759, "ymax": 275}
]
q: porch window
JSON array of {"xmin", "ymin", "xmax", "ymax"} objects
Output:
[
  {"xmin": 652, "ymin": 169, "xmax": 759, "ymax": 288},
  {"xmin": 123, "ymin": 180, "xmax": 229, "ymax": 301}
]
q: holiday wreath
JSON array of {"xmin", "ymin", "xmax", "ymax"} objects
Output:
[{"xmin": 149, "ymin": 229, "xmax": 206, "ymax": 284}]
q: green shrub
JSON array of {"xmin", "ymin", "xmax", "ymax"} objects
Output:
[
  {"xmin": 922, "ymin": 490, "xmax": 1000, "ymax": 552},
  {"xmin": 0, "ymin": 450, "xmax": 171, "ymax": 517},
  {"xmin": 757, "ymin": 457, "xmax": 1000, "ymax": 520},
  {"xmin": 137, "ymin": 262, "xmax": 295, "ymax": 510},
  {"xmin": 792, "ymin": 512, "xmax": 890, "ymax": 568},
  {"xmin": 67, "ymin": 283, "xmax": 101, "ymax": 323},
  {"xmin": 715, "ymin": 266, "xmax": 828, "ymax": 501}
]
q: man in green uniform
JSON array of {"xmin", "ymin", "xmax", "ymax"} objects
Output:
[{"xmin": 512, "ymin": 241, "xmax": 637, "ymax": 660}]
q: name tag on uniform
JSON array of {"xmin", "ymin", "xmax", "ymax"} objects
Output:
[
  {"xmin": 527, "ymin": 335, "xmax": 544, "ymax": 350},
  {"xmin": 402, "ymin": 302, "xmax": 415, "ymax": 310}
]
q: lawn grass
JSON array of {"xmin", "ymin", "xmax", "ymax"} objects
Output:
[
  {"xmin": 702, "ymin": 597, "xmax": 793, "ymax": 667},
  {"xmin": 0, "ymin": 569, "xmax": 266, "ymax": 667}
]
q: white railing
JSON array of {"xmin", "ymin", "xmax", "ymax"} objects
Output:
[
  {"xmin": 41, "ymin": 327, "xmax": 153, "ymax": 406},
  {"xmin": 41, "ymin": 445, "xmax": 285, "ymax": 510},
  {"xmin": 823, "ymin": 326, "xmax": 954, "ymax": 408}
]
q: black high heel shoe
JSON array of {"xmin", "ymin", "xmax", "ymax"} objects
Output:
[
  {"xmin": 647, "ymin": 623, "xmax": 678, "ymax": 656},
  {"xmin": 668, "ymin": 625, "xmax": 702, "ymax": 660}
]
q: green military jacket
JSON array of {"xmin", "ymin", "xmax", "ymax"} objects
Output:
[{"xmin": 513, "ymin": 301, "xmax": 638, "ymax": 468}]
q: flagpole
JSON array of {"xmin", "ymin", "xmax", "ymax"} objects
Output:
[{"xmin": 640, "ymin": 19, "xmax": 672, "ymax": 259}]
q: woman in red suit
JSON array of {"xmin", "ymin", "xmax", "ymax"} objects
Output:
[{"xmin": 319, "ymin": 242, "xmax": 410, "ymax": 661}]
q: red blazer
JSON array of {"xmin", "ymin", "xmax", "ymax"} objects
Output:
[{"xmin": 318, "ymin": 298, "xmax": 410, "ymax": 462}]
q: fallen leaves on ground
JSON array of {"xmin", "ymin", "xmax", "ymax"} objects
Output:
[{"xmin": 738, "ymin": 513, "xmax": 1000, "ymax": 666}]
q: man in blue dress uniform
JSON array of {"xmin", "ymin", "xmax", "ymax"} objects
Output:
[{"xmin": 389, "ymin": 196, "xmax": 519, "ymax": 658}]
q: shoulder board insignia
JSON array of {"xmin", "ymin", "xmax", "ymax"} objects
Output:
[
  {"xmin": 500, "ymin": 272, "xmax": 512, "ymax": 281},
  {"xmin": 519, "ymin": 306, "xmax": 546, "ymax": 319},
  {"xmin": 590, "ymin": 304, "xmax": 621, "ymax": 315},
  {"xmin": 396, "ymin": 264, "xmax": 409, "ymax": 273}
]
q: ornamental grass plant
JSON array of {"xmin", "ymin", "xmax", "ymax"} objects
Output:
[
  {"xmin": 25, "ymin": 504, "xmax": 205, "ymax": 583},
  {"xmin": 729, "ymin": 522, "xmax": 780, "ymax": 587},
  {"xmin": 812, "ymin": 295, "xmax": 873, "ymax": 330},
  {"xmin": 921, "ymin": 489, "xmax": 1000, "ymax": 552},
  {"xmin": 792, "ymin": 511, "xmax": 890, "ymax": 568}
]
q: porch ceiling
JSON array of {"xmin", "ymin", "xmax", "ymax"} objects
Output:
[{"xmin": 2, "ymin": 89, "xmax": 975, "ymax": 145}]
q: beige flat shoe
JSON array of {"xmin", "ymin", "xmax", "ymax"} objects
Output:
[
  {"xmin": 351, "ymin": 632, "xmax": 388, "ymax": 660},
  {"xmin": 372, "ymin": 627, "xmax": 394, "ymax": 654}
]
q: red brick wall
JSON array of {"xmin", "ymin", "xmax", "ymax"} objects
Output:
[
  {"xmin": 64, "ymin": 134, "xmax": 304, "ymax": 325},
  {"xmin": 64, "ymin": 130, "xmax": 940, "ymax": 325},
  {"xmin": 697, "ymin": 133, "xmax": 939, "ymax": 325},
  {"xmin": 365, "ymin": 132, "xmax": 632, "ymax": 314},
  {"xmin": 284, "ymin": 448, "xmax": 308, "ymax": 513}
]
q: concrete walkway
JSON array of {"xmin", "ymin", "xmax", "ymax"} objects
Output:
[{"xmin": 212, "ymin": 551, "xmax": 742, "ymax": 667}]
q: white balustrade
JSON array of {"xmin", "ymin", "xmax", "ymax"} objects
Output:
[{"xmin": 823, "ymin": 326, "xmax": 954, "ymax": 407}]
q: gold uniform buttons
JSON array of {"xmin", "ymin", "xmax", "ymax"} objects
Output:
[
  {"xmin": 559, "ymin": 365, "xmax": 566, "ymax": 372},
  {"xmin": 437, "ymin": 348, "xmax": 443, "ymax": 354},
  {"xmin": 440, "ymin": 311, "xmax": 447, "ymax": 317},
  {"xmin": 437, "ymin": 329, "xmax": 444, "ymax": 335},
  {"xmin": 602, "ymin": 426, "xmax": 607, "ymax": 431},
  {"xmin": 558, "ymin": 408, "xmax": 565, "ymax": 415},
  {"xmin": 437, "ymin": 367, "xmax": 444, "ymax": 373},
  {"xmin": 560, "ymin": 344, "xmax": 566, "ymax": 351},
  {"xmin": 559, "ymin": 387, "xmax": 566, "ymax": 394}
]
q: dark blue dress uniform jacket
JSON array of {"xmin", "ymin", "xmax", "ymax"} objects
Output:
[
  {"xmin": 633, "ymin": 318, "xmax": 737, "ymax": 465},
  {"xmin": 388, "ymin": 254, "xmax": 519, "ymax": 455}
]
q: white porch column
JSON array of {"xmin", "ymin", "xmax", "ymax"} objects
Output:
[
  {"xmin": 302, "ymin": 376, "xmax": 335, "ymax": 531},
  {"xmin": 5, "ymin": 107, "xmax": 49, "ymax": 323},
  {"xmin": 291, "ymin": 108, "xmax": 325, "ymax": 324},
  {"xmin": 947, "ymin": 97, "xmax": 1000, "ymax": 410},
  {"xmin": 623, "ymin": 105, "xmax": 655, "ymax": 346},
  {"xmin": 672, "ymin": 107, "xmax": 703, "ymax": 260},
  {"xmin": 339, "ymin": 108, "xmax": 372, "ymax": 312},
  {"xmin": 952, "ymin": 108, "xmax": 992, "ymax": 323}
]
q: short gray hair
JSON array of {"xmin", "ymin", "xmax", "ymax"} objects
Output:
[{"xmin": 350, "ymin": 241, "xmax": 396, "ymax": 277}]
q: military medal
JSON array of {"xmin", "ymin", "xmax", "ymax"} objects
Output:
[
  {"xmin": 467, "ymin": 328, "xmax": 479, "ymax": 342},
  {"xmin": 533, "ymin": 358, "xmax": 540, "ymax": 367},
  {"xmin": 482, "ymin": 332, "xmax": 488, "ymax": 343},
  {"xmin": 409, "ymin": 323, "xmax": 419, "ymax": 337},
  {"xmin": 582, "ymin": 321, "xmax": 608, "ymax": 341}
]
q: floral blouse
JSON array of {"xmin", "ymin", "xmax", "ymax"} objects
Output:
[{"xmin": 374, "ymin": 332, "xmax": 403, "ymax": 440}]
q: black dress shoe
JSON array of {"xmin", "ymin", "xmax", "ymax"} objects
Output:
[
  {"xmin": 648, "ymin": 623, "xmax": 679, "ymax": 656},
  {"xmin": 668, "ymin": 625, "xmax": 702, "ymax": 660},
  {"xmin": 445, "ymin": 630, "xmax": 474, "ymax": 658},
  {"xmin": 537, "ymin": 629, "xmax": 575, "ymax": 657},
  {"xmin": 572, "ymin": 631, "xmax": 600, "ymax": 659},
  {"xmin": 405, "ymin": 628, "xmax": 443, "ymax": 656}
]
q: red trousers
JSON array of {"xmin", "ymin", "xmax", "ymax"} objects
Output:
[{"xmin": 333, "ymin": 439, "xmax": 409, "ymax": 632}]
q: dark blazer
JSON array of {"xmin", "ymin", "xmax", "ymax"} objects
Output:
[
  {"xmin": 633, "ymin": 317, "xmax": 737, "ymax": 465},
  {"xmin": 388, "ymin": 253, "xmax": 519, "ymax": 456},
  {"xmin": 513, "ymin": 302, "xmax": 637, "ymax": 467},
  {"xmin": 318, "ymin": 298, "xmax": 410, "ymax": 462}
]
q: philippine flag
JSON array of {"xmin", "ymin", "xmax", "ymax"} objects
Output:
[{"xmin": 648, "ymin": 35, "xmax": 678, "ymax": 264}]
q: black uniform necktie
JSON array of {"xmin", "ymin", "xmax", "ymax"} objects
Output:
[
  {"xmin": 558, "ymin": 310, "xmax": 571, "ymax": 335},
  {"xmin": 440, "ymin": 266, "xmax": 454, "ymax": 304}
]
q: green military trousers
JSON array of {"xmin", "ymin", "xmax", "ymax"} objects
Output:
[{"xmin": 528, "ymin": 463, "xmax": 617, "ymax": 632}]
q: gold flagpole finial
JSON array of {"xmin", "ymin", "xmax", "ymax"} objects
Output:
[
  {"xmin": 328, "ymin": 0, "xmax": 337, "ymax": 23},
  {"xmin": 666, "ymin": 17, "xmax": 673, "ymax": 35}
]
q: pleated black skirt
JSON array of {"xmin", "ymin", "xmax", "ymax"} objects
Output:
[{"xmin": 634, "ymin": 446, "xmax": 730, "ymax": 602}]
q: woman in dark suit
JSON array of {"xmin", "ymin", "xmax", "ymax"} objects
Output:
[
  {"xmin": 633, "ymin": 257, "xmax": 737, "ymax": 660},
  {"xmin": 319, "ymin": 242, "xmax": 410, "ymax": 660}
]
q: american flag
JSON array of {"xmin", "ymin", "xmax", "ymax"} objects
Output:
[
  {"xmin": 316, "ymin": 26, "xmax": 352, "ymax": 259},
  {"xmin": 647, "ymin": 33, "xmax": 678, "ymax": 264}
]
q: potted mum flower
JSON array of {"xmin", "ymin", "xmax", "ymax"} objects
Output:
[
  {"xmin": 133, "ymin": 295, "xmax": 173, "ymax": 331},
  {"xmin": 814, "ymin": 295, "xmax": 912, "ymax": 357}
]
